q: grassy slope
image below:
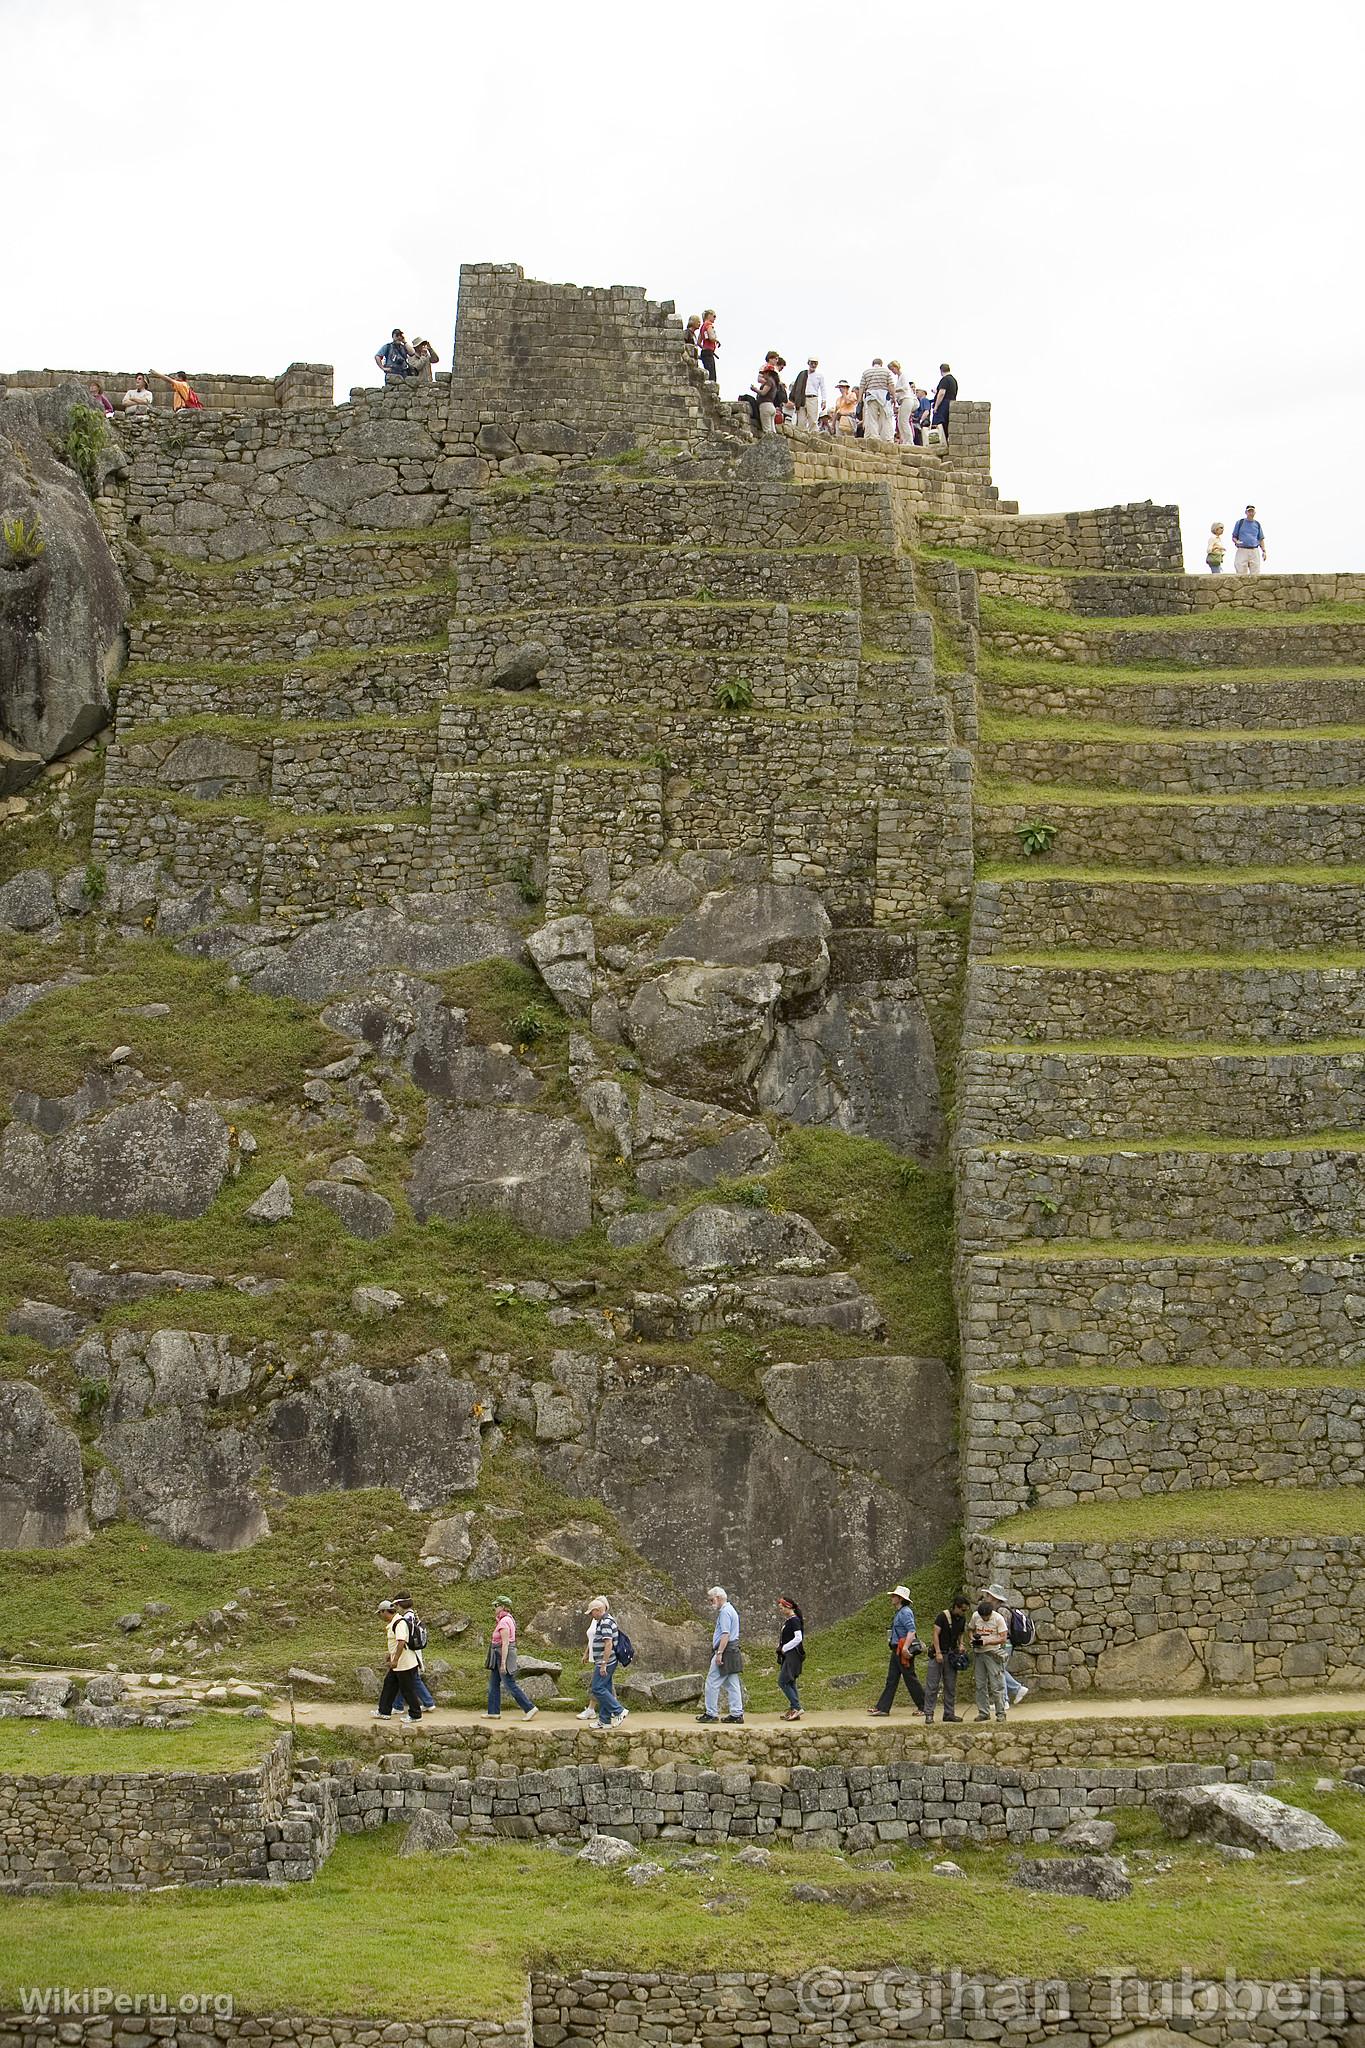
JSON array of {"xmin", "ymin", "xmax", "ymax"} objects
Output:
[
  {"xmin": 993, "ymin": 1483, "xmax": 1365, "ymax": 1544},
  {"xmin": 0, "ymin": 1712, "xmax": 272, "ymax": 1775},
  {"xmin": 2, "ymin": 1785, "xmax": 1361, "ymax": 2014}
]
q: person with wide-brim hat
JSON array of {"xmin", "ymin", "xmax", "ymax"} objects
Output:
[{"xmin": 867, "ymin": 1583, "xmax": 925, "ymax": 1716}]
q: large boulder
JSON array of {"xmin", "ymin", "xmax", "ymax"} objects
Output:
[
  {"xmin": 625, "ymin": 963, "xmax": 781, "ymax": 1105},
  {"xmin": 0, "ymin": 1384, "xmax": 89, "ymax": 1548},
  {"xmin": 652, "ymin": 884, "xmax": 832, "ymax": 999},
  {"xmin": 1152, "ymin": 1783, "xmax": 1345, "ymax": 1854},
  {"xmin": 321, "ymin": 972, "xmax": 536, "ymax": 1104},
  {"xmin": 0, "ymin": 1090, "xmax": 231, "ymax": 1220},
  {"xmin": 247, "ymin": 894, "xmax": 525, "ymax": 1002},
  {"xmin": 663, "ymin": 1203, "xmax": 834, "ymax": 1277},
  {"xmin": 1012, "ymin": 1855, "xmax": 1132, "ymax": 1901},
  {"xmin": 97, "ymin": 1329, "xmax": 267, "ymax": 1550},
  {"xmin": 410, "ymin": 1105, "xmax": 591, "ymax": 1240},
  {"xmin": 261, "ymin": 1357, "xmax": 482, "ymax": 1510},
  {"xmin": 0, "ymin": 385, "xmax": 125, "ymax": 788},
  {"xmin": 755, "ymin": 980, "xmax": 944, "ymax": 1163},
  {"xmin": 527, "ymin": 916, "xmax": 595, "ymax": 1018}
]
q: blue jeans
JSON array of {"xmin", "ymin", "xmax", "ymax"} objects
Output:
[
  {"xmin": 590, "ymin": 1657, "xmax": 623, "ymax": 1726},
  {"xmin": 487, "ymin": 1665, "xmax": 536, "ymax": 1715},
  {"xmin": 414, "ymin": 1672, "xmax": 435, "ymax": 1710},
  {"xmin": 1002, "ymin": 1645, "xmax": 1023, "ymax": 1703},
  {"xmin": 778, "ymin": 1664, "xmax": 802, "ymax": 1712},
  {"xmin": 704, "ymin": 1661, "xmax": 744, "ymax": 1717}
]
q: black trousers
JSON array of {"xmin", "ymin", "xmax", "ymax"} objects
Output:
[
  {"xmin": 874, "ymin": 1648, "xmax": 925, "ymax": 1712},
  {"xmin": 700, "ymin": 351, "xmax": 717, "ymax": 382},
  {"xmin": 377, "ymin": 1666, "xmax": 423, "ymax": 1719}
]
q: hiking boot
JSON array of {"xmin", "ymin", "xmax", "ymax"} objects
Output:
[
  {"xmin": 696, "ymin": 1712, "xmax": 719, "ymax": 1723},
  {"xmin": 721, "ymin": 1715, "xmax": 745, "ymax": 1724}
]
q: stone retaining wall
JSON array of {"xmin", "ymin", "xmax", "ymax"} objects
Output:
[
  {"xmin": 984, "ymin": 620, "xmax": 1365, "ymax": 667},
  {"xmin": 975, "ymin": 795, "xmax": 1365, "ymax": 867},
  {"xmin": 118, "ymin": 647, "xmax": 452, "ymax": 728},
  {"xmin": 0, "ymin": 2015, "xmax": 520, "ymax": 2048},
  {"xmin": 326, "ymin": 1754, "xmax": 1262, "ymax": 1849},
  {"xmin": 470, "ymin": 477, "xmax": 899, "ymax": 550},
  {"xmin": 458, "ymin": 542, "xmax": 863, "ymax": 612},
  {"xmin": 962, "ymin": 1251, "xmax": 1365, "ymax": 1375},
  {"xmin": 966, "ymin": 1532, "xmax": 1365, "ymax": 1692},
  {"xmin": 981, "ymin": 671, "xmax": 1365, "ymax": 727},
  {"xmin": 963, "ymin": 1383, "xmax": 1365, "ymax": 1528},
  {"xmin": 962, "ymin": 962, "xmax": 1365, "ymax": 1047},
  {"xmin": 0, "ymin": 362, "xmax": 332, "ymax": 412},
  {"xmin": 979, "ymin": 734, "xmax": 1365, "ymax": 796},
  {"xmin": 924, "ymin": 502, "xmax": 1182, "ymax": 573},
  {"xmin": 976, "ymin": 565, "xmax": 1365, "ymax": 613},
  {"xmin": 152, "ymin": 532, "xmax": 467, "ymax": 610},
  {"xmin": 972, "ymin": 876, "xmax": 1365, "ymax": 954},
  {"xmin": 129, "ymin": 589, "xmax": 451, "ymax": 662}
]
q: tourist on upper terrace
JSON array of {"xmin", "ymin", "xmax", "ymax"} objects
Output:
[
  {"xmin": 153, "ymin": 369, "xmax": 203, "ymax": 411},
  {"xmin": 888, "ymin": 360, "xmax": 911, "ymax": 441},
  {"xmin": 1232, "ymin": 505, "xmax": 1267, "ymax": 575},
  {"xmin": 375, "ymin": 329, "xmax": 413, "ymax": 386},
  {"xmin": 775, "ymin": 1596, "xmax": 805, "ymax": 1720},
  {"xmin": 791, "ymin": 358, "xmax": 826, "ymax": 432},
  {"xmin": 1206, "ymin": 521, "xmax": 1227, "ymax": 573},
  {"xmin": 923, "ymin": 1593, "xmax": 970, "ymax": 1723},
  {"xmin": 756, "ymin": 356, "xmax": 788, "ymax": 435},
  {"xmin": 407, "ymin": 338, "xmax": 439, "ymax": 382},
  {"xmin": 485, "ymin": 1599, "xmax": 540, "ymax": 1721},
  {"xmin": 122, "ymin": 372, "xmax": 153, "ymax": 412},
  {"xmin": 831, "ymin": 380, "xmax": 859, "ymax": 434},
  {"xmin": 970, "ymin": 1596, "xmax": 1010, "ymax": 1721},
  {"xmin": 858, "ymin": 357, "xmax": 895, "ymax": 442},
  {"xmin": 585, "ymin": 1594, "xmax": 627, "ymax": 1730},
  {"xmin": 698, "ymin": 309, "xmax": 720, "ymax": 382},
  {"xmin": 931, "ymin": 363, "xmax": 958, "ymax": 443},
  {"xmin": 684, "ymin": 315, "xmax": 702, "ymax": 359},
  {"xmin": 698, "ymin": 1585, "xmax": 745, "ymax": 1723},
  {"xmin": 867, "ymin": 1583, "xmax": 926, "ymax": 1715},
  {"xmin": 372, "ymin": 1597, "xmax": 423, "ymax": 1722},
  {"xmin": 89, "ymin": 381, "xmax": 115, "ymax": 417}
]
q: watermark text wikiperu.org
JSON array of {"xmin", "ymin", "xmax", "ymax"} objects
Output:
[
  {"xmin": 793, "ymin": 1966, "xmax": 1351, "ymax": 2025},
  {"xmin": 18, "ymin": 1989, "xmax": 236, "ymax": 2018}
]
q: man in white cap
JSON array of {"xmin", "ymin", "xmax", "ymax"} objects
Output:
[
  {"xmin": 986, "ymin": 1581, "xmax": 1030, "ymax": 1706},
  {"xmin": 372, "ymin": 1598, "xmax": 423, "ymax": 1722},
  {"xmin": 867, "ymin": 1584, "xmax": 924, "ymax": 1715}
]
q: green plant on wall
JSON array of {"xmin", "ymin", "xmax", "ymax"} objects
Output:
[
  {"xmin": 1017, "ymin": 819, "xmax": 1056, "ymax": 858},
  {"xmin": 2, "ymin": 514, "xmax": 45, "ymax": 565},
  {"xmin": 713, "ymin": 677, "xmax": 754, "ymax": 712},
  {"xmin": 63, "ymin": 404, "xmax": 110, "ymax": 498}
]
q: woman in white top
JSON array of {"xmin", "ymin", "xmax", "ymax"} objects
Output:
[{"xmin": 122, "ymin": 373, "xmax": 153, "ymax": 412}]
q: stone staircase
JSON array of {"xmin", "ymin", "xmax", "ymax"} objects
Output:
[{"xmin": 956, "ymin": 569, "xmax": 1365, "ymax": 1694}]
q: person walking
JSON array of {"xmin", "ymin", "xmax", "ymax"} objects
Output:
[
  {"xmin": 395, "ymin": 1595, "xmax": 436, "ymax": 1712},
  {"xmin": 985, "ymin": 1581, "xmax": 1031, "ymax": 1706},
  {"xmin": 585, "ymin": 1594, "xmax": 626, "ymax": 1729},
  {"xmin": 485, "ymin": 1599, "xmax": 540, "ymax": 1720},
  {"xmin": 923, "ymin": 1593, "xmax": 969, "ymax": 1723},
  {"xmin": 931, "ymin": 363, "xmax": 958, "ymax": 443},
  {"xmin": 1206, "ymin": 521, "xmax": 1227, "ymax": 573},
  {"xmin": 1232, "ymin": 505, "xmax": 1267, "ymax": 575},
  {"xmin": 867, "ymin": 1584, "xmax": 925, "ymax": 1715},
  {"xmin": 971, "ymin": 1595, "xmax": 1010, "ymax": 1721},
  {"xmin": 859, "ymin": 357, "xmax": 895, "ymax": 442},
  {"xmin": 698, "ymin": 310, "xmax": 720, "ymax": 382},
  {"xmin": 775, "ymin": 1595, "xmax": 805, "ymax": 1720},
  {"xmin": 372, "ymin": 1598, "xmax": 423, "ymax": 1722},
  {"xmin": 698, "ymin": 1585, "xmax": 744, "ymax": 1723},
  {"xmin": 791, "ymin": 358, "xmax": 826, "ymax": 432}
]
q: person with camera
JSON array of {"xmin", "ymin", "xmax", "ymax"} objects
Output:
[
  {"xmin": 867, "ymin": 1583, "xmax": 925, "ymax": 1715},
  {"xmin": 924, "ymin": 1593, "xmax": 970, "ymax": 1723},
  {"xmin": 970, "ymin": 1594, "xmax": 1011, "ymax": 1721}
]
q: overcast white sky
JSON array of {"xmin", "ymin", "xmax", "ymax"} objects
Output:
[{"xmin": 6, "ymin": 0, "xmax": 1362, "ymax": 571}]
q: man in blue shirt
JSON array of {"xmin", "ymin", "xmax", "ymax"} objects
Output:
[
  {"xmin": 1232, "ymin": 504, "xmax": 1267, "ymax": 576},
  {"xmin": 375, "ymin": 329, "xmax": 413, "ymax": 388},
  {"xmin": 868, "ymin": 1583, "xmax": 925, "ymax": 1715},
  {"xmin": 697, "ymin": 1585, "xmax": 744, "ymax": 1723}
]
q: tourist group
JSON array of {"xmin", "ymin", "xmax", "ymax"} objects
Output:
[
  {"xmin": 684, "ymin": 312, "xmax": 957, "ymax": 446},
  {"xmin": 372, "ymin": 1584, "xmax": 1034, "ymax": 1730}
]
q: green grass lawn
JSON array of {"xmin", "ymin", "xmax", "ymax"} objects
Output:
[
  {"xmin": 982, "ymin": 655, "xmax": 1365, "ymax": 689},
  {"xmin": 978, "ymin": 595, "xmax": 1365, "ymax": 635},
  {"xmin": 979, "ymin": 858, "xmax": 1365, "ymax": 884},
  {"xmin": 994, "ymin": 1484, "xmax": 1365, "ymax": 1544},
  {"xmin": 979, "ymin": 709, "xmax": 1365, "ymax": 745},
  {"xmin": 0, "ymin": 1712, "xmax": 274, "ymax": 1775},
  {"xmin": 979, "ymin": 1037, "xmax": 1365, "ymax": 1058},
  {"xmin": 985, "ymin": 1130, "xmax": 1365, "ymax": 1157},
  {"xmin": 1, "ymin": 1786, "xmax": 1361, "ymax": 2016},
  {"xmin": 979, "ymin": 777, "xmax": 1365, "ymax": 809},
  {"xmin": 989, "ymin": 944, "xmax": 1365, "ymax": 970}
]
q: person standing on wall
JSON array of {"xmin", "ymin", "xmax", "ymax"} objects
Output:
[
  {"xmin": 1206, "ymin": 521, "xmax": 1227, "ymax": 573},
  {"xmin": 931, "ymin": 363, "xmax": 958, "ymax": 443},
  {"xmin": 375, "ymin": 329, "xmax": 412, "ymax": 388},
  {"xmin": 859, "ymin": 357, "xmax": 895, "ymax": 442},
  {"xmin": 867, "ymin": 1583, "xmax": 925, "ymax": 1715},
  {"xmin": 888, "ymin": 360, "xmax": 912, "ymax": 442},
  {"xmin": 372, "ymin": 1598, "xmax": 423, "ymax": 1722},
  {"xmin": 775, "ymin": 1595, "xmax": 805, "ymax": 1720},
  {"xmin": 1232, "ymin": 504, "xmax": 1267, "ymax": 575},
  {"xmin": 485, "ymin": 1599, "xmax": 540, "ymax": 1720},
  {"xmin": 923, "ymin": 1592, "xmax": 970, "ymax": 1723},
  {"xmin": 698, "ymin": 309, "xmax": 720, "ymax": 382},
  {"xmin": 791, "ymin": 358, "xmax": 826, "ymax": 432},
  {"xmin": 698, "ymin": 1585, "xmax": 745, "ymax": 1723}
]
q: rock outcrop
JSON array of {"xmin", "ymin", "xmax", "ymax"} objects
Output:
[
  {"xmin": 0, "ymin": 1086, "xmax": 231, "ymax": 1221},
  {"xmin": 0, "ymin": 1384, "xmax": 89, "ymax": 1548}
]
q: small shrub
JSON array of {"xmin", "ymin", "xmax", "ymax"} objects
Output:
[
  {"xmin": 77, "ymin": 1378, "xmax": 110, "ymax": 1422},
  {"xmin": 643, "ymin": 746, "xmax": 671, "ymax": 775},
  {"xmin": 83, "ymin": 859, "xmax": 107, "ymax": 904},
  {"xmin": 1033, "ymin": 1195, "xmax": 1060, "ymax": 1217},
  {"xmin": 505, "ymin": 857, "xmax": 542, "ymax": 906},
  {"xmin": 713, "ymin": 677, "xmax": 754, "ymax": 713},
  {"xmin": 733, "ymin": 1179, "xmax": 772, "ymax": 1209},
  {"xmin": 63, "ymin": 404, "xmax": 110, "ymax": 498},
  {"xmin": 1017, "ymin": 819, "xmax": 1056, "ymax": 858},
  {"xmin": 513, "ymin": 1003, "xmax": 545, "ymax": 1046},
  {"xmin": 2, "ymin": 514, "xmax": 45, "ymax": 566}
]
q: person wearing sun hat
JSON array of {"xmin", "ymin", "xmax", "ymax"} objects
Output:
[
  {"xmin": 867, "ymin": 1583, "xmax": 925, "ymax": 1715},
  {"xmin": 832, "ymin": 380, "xmax": 859, "ymax": 435}
]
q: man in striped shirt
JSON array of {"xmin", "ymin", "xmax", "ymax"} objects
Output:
[{"xmin": 585, "ymin": 1595, "xmax": 626, "ymax": 1729}]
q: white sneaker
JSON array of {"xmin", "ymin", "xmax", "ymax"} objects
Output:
[
  {"xmin": 616, "ymin": 1705, "xmax": 630, "ymax": 1721},
  {"xmin": 1012, "ymin": 1685, "xmax": 1030, "ymax": 1704},
  {"xmin": 523, "ymin": 1705, "xmax": 539, "ymax": 1721},
  {"xmin": 577, "ymin": 1706, "xmax": 595, "ymax": 1722}
]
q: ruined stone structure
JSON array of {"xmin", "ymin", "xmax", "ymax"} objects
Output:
[{"xmin": 3, "ymin": 260, "xmax": 1365, "ymax": 1695}]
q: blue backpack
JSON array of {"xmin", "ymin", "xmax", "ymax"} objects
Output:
[{"xmin": 613, "ymin": 1625, "xmax": 635, "ymax": 1668}]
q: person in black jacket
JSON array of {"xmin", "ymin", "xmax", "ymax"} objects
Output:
[{"xmin": 776, "ymin": 1595, "xmax": 805, "ymax": 1720}]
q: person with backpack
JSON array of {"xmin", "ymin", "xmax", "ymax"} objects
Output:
[
  {"xmin": 585, "ymin": 1594, "xmax": 627, "ymax": 1729},
  {"xmin": 485, "ymin": 1599, "xmax": 540, "ymax": 1720},
  {"xmin": 395, "ymin": 1595, "xmax": 436, "ymax": 1711},
  {"xmin": 698, "ymin": 1585, "xmax": 744, "ymax": 1723},
  {"xmin": 1232, "ymin": 504, "xmax": 1267, "ymax": 575},
  {"xmin": 775, "ymin": 1595, "xmax": 805, "ymax": 1720},
  {"xmin": 373, "ymin": 1597, "xmax": 424, "ymax": 1721},
  {"xmin": 791, "ymin": 358, "xmax": 826, "ymax": 433},
  {"xmin": 867, "ymin": 1583, "xmax": 925, "ymax": 1715},
  {"xmin": 923, "ymin": 1593, "xmax": 970, "ymax": 1723},
  {"xmin": 970, "ymin": 1596, "xmax": 1010, "ymax": 1721},
  {"xmin": 755, "ymin": 355, "xmax": 788, "ymax": 436},
  {"xmin": 987, "ymin": 1582, "xmax": 1033, "ymax": 1706}
]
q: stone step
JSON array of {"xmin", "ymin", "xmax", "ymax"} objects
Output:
[
  {"xmin": 971, "ymin": 873, "xmax": 1365, "ymax": 955},
  {"xmin": 957, "ymin": 1139, "xmax": 1365, "ymax": 1253},
  {"xmin": 459, "ymin": 540, "xmax": 864, "ymax": 612},
  {"xmin": 978, "ymin": 729, "xmax": 1365, "ymax": 795},
  {"xmin": 114, "ymin": 645, "xmax": 452, "ymax": 727},
  {"xmin": 957, "ymin": 1046, "xmax": 1365, "ymax": 1145},
  {"xmin": 147, "ymin": 528, "xmax": 468, "ymax": 611},
  {"xmin": 981, "ymin": 616, "xmax": 1365, "ymax": 669},
  {"xmin": 449, "ymin": 600, "xmax": 862, "ymax": 679},
  {"xmin": 961, "ymin": 1248, "xmax": 1365, "ymax": 1377},
  {"xmin": 963, "ymin": 958, "xmax": 1365, "ymax": 1046},
  {"xmin": 962, "ymin": 1379, "xmax": 1365, "ymax": 1532},
  {"xmin": 129, "ymin": 586, "xmax": 452, "ymax": 664},
  {"xmin": 470, "ymin": 475, "xmax": 900, "ymax": 551},
  {"xmin": 982, "ymin": 667, "xmax": 1365, "ymax": 729},
  {"xmin": 976, "ymin": 790, "xmax": 1365, "ymax": 867},
  {"xmin": 974, "ymin": 564, "xmax": 1365, "ymax": 618}
]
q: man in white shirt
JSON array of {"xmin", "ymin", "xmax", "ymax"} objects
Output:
[
  {"xmin": 859, "ymin": 358, "xmax": 894, "ymax": 442},
  {"xmin": 794, "ymin": 357, "xmax": 826, "ymax": 432},
  {"xmin": 888, "ymin": 360, "xmax": 912, "ymax": 443}
]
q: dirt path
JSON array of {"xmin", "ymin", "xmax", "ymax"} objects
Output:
[{"xmin": 270, "ymin": 1689, "xmax": 1365, "ymax": 1734}]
